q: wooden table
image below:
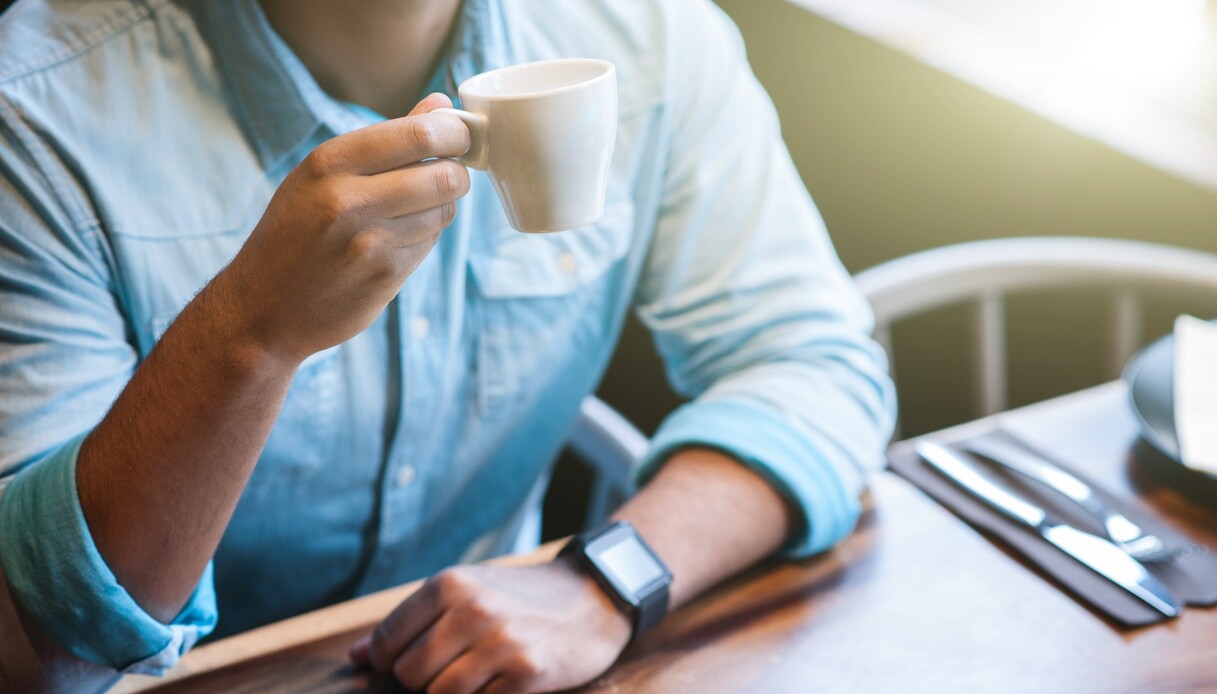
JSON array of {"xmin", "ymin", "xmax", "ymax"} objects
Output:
[{"xmin": 116, "ymin": 383, "xmax": 1217, "ymax": 693}]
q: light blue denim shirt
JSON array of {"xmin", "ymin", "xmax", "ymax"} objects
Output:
[{"xmin": 0, "ymin": 0, "xmax": 895, "ymax": 675}]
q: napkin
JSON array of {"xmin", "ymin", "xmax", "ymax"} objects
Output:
[
  {"xmin": 889, "ymin": 429, "xmax": 1217, "ymax": 627},
  {"xmin": 1174, "ymin": 315, "xmax": 1217, "ymax": 475}
]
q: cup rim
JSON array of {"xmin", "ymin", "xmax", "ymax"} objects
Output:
[{"xmin": 458, "ymin": 58, "xmax": 615, "ymax": 102}]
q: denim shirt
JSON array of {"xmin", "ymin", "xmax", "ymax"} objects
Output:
[{"xmin": 0, "ymin": 0, "xmax": 895, "ymax": 674}]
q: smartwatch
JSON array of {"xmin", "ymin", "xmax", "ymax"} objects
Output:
[{"xmin": 560, "ymin": 519, "xmax": 673, "ymax": 639}]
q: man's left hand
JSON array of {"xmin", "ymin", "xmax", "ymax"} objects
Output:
[{"xmin": 349, "ymin": 558, "xmax": 631, "ymax": 694}]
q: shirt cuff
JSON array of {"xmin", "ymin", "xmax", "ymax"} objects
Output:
[
  {"xmin": 0, "ymin": 433, "xmax": 218, "ymax": 673},
  {"xmin": 635, "ymin": 400, "xmax": 861, "ymax": 558}
]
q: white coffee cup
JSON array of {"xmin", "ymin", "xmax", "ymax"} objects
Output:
[{"xmin": 435, "ymin": 58, "xmax": 617, "ymax": 233}]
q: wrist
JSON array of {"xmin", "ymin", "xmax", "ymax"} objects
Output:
[
  {"xmin": 179, "ymin": 272, "xmax": 303, "ymax": 379},
  {"xmin": 560, "ymin": 520, "xmax": 673, "ymax": 642},
  {"xmin": 551, "ymin": 553, "xmax": 632, "ymax": 648},
  {"xmin": 203, "ymin": 264, "xmax": 308, "ymax": 372}
]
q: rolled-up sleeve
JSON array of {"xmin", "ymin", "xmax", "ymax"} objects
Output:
[
  {"xmin": 0, "ymin": 437, "xmax": 217, "ymax": 673},
  {"xmin": 634, "ymin": 0, "xmax": 897, "ymax": 557},
  {"xmin": 0, "ymin": 105, "xmax": 217, "ymax": 672}
]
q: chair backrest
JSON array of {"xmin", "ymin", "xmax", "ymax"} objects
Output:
[
  {"xmin": 561, "ymin": 237, "xmax": 1217, "ymax": 527},
  {"xmin": 855, "ymin": 237, "xmax": 1217, "ymax": 419},
  {"xmin": 566, "ymin": 396, "xmax": 647, "ymax": 528}
]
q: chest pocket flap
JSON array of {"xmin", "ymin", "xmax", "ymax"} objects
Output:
[{"xmin": 468, "ymin": 198, "xmax": 635, "ymax": 298}]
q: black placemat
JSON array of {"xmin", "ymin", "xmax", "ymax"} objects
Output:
[{"xmin": 890, "ymin": 428, "xmax": 1217, "ymax": 627}]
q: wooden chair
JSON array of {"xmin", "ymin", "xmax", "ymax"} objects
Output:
[
  {"xmin": 570, "ymin": 236, "xmax": 1217, "ymax": 525},
  {"xmin": 567, "ymin": 396, "xmax": 647, "ymax": 528},
  {"xmin": 854, "ymin": 236, "xmax": 1217, "ymax": 423}
]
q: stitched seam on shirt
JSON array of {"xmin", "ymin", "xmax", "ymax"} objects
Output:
[
  {"xmin": 0, "ymin": 94, "xmax": 103, "ymax": 244},
  {"xmin": 0, "ymin": 0, "xmax": 171, "ymax": 86}
]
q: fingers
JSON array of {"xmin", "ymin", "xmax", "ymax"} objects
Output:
[
  {"xmin": 325, "ymin": 206, "xmax": 452, "ymax": 295},
  {"xmin": 366, "ymin": 574, "xmax": 451, "ymax": 673},
  {"xmin": 310, "ymin": 93, "xmax": 470, "ymax": 176},
  {"xmin": 380, "ymin": 203, "xmax": 459, "ymax": 247},
  {"xmin": 389, "ymin": 605, "xmax": 493, "ymax": 692},
  {"xmin": 363, "ymin": 567, "xmax": 573, "ymax": 693},
  {"xmin": 358, "ymin": 158, "xmax": 470, "ymax": 219},
  {"xmin": 348, "ymin": 634, "xmax": 371, "ymax": 665},
  {"xmin": 426, "ymin": 648, "xmax": 499, "ymax": 694},
  {"xmin": 481, "ymin": 676, "xmax": 527, "ymax": 694},
  {"xmin": 408, "ymin": 92, "xmax": 455, "ymax": 117}
]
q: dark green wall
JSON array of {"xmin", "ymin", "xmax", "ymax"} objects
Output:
[{"xmin": 598, "ymin": 0, "xmax": 1217, "ymax": 438}]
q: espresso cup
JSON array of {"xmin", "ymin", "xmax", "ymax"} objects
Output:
[{"xmin": 435, "ymin": 58, "xmax": 617, "ymax": 233}]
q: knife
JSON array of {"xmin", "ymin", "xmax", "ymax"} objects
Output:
[
  {"xmin": 965, "ymin": 436, "xmax": 1177, "ymax": 562},
  {"xmin": 915, "ymin": 440, "xmax": 1180, "ymax": 618}
]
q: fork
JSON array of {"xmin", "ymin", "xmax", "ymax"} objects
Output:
[{"xmin": 964, "ymin": 436, "xmax": 1189, "ymax": 563}]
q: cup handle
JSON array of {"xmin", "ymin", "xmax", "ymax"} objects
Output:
[{"xmin": 433, "ymin": 107, "xmax": 488, "ymax": 171}]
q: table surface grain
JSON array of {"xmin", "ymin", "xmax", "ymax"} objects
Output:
[{"xmin": 118, "ymin": 383, "xmax": 1217, "ymax": 694}]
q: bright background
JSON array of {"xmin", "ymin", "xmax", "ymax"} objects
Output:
[{"xmin": 598, "ymin": 0, "xmax": 1217, "ymax": 439}]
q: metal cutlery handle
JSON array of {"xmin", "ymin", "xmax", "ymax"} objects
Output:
[
  {"xmin": 915, "ymin": 439, "xmax": 1181, "ymax": 617},
  {"xmin": 915, "ymin": 441, "xmax": 1047, "ymax": 529},
  {"xmin": 965, "ymin": 437, "xmax": 1143, "ymax": 543}
]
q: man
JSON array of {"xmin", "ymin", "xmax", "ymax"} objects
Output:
[{"xmin": 0, "ymin": 0, "xmax": 895, "ymax": 692}]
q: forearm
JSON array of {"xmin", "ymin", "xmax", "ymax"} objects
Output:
[
  {"xmin": 613, "ymin": 447, "xmax": 793, "ymax": 608},
  {"xmin": 77, "ymin": 272, "xmax": 297, "ymax": 622}
]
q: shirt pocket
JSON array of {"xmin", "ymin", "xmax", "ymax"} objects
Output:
[
  {"xmin": 468, "ymin": 198, "xmax": 635, "ymax": 417},
  {"xmin": 149, "ymin": 313, "xmax": 343, "ymax": 485}
]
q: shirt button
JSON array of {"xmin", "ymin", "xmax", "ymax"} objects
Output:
[
  {"xmin": 557, "ymin": 252, "xmax": 578, "ymax": 275},
  {"xmin": 411, "ymin": 316, "xmax": 430, "ymax": 340},
  {"xmin": 395, "ymin": 464, "xmax": 417, "ymax": 488}
]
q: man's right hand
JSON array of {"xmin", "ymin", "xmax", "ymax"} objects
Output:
[{"xmin": 219, "ymin": 92, "xmax": 471, "ymax": 365}]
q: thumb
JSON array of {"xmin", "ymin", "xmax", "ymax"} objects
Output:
[
  {"xmin": 407, "ymin": 92, "xmax": 455, "ymax": 116},
  {"xmin": 348, "ymin": 633, "xmax": 372, "ymax": 665}
]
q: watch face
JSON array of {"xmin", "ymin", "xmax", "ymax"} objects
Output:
[{"xmin": 586, "ymin": 525, "xmax": 669, "ymax": 601}]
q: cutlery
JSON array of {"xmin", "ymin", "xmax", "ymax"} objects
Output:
[
  {"xmin": 964, "ymin": 437, "xmax": 1182, "ymax": 563},
  {"xmin": 916, "ymin": 440, "xmax": 1180, "ymax": 618}
]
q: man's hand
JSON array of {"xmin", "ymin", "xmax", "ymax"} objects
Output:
[
  {"xmin": 349, "ymin": 558, "xmax": 631, "ymax": 694},
  {"xmin": 217, "ymin": 92, "xmax": 471, "ymax": 364},
  {"xmin": 345, "ymin": 449, "xmax": 793, "ymax": 694}
]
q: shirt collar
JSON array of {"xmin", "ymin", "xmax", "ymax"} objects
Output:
[{"xmin": 194, "ymin": 0, "xmax": 515, "ymax": 170}]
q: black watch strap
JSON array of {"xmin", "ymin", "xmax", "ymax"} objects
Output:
[
  {"xmin": 561, "ymin": 519, "xmax": 672, "ymax": 639},
  {"xmin": 634, "ymin": 576, "xmax": 669, "ymax": 634}
]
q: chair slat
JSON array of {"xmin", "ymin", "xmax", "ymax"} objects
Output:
[
  {"xmin": 1109, "ymin": 290, "xmax": 1141, "ymax": 379},
  {"xmin": 873, "ymin": 324, "xmax": 902, "ymax": 441},
  {"xmin": 976, "ymin": 293, "xmax": 1007, "ymax": 416}
]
